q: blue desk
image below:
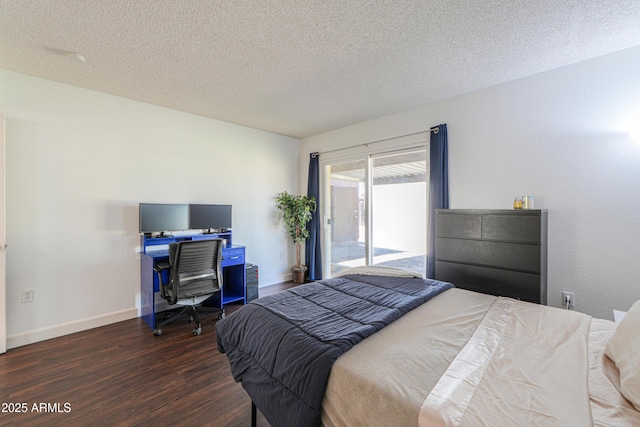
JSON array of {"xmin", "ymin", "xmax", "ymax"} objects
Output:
[{"xmin": 140, "ymin": 232, "xmax": 246, "ymax": 331}]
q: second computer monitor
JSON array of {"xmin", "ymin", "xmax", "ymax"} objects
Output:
[{"xmin": 189, "ymin": 204, "xmax": 232, "ymax": 231}]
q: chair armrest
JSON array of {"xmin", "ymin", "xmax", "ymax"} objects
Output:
[
  {"xmin": 154, "ymin": 261, "xmax": 171, "ymax": 300},
  {"xmin": 154, "ymin": 261, "xmax": 170, "ymax": 273}
]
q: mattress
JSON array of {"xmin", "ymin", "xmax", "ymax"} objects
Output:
[{"xmin": 321, "ymin": 288, "xmax": 640, "ymax": 426}]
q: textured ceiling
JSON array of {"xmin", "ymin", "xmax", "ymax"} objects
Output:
[{"xmin": 1, "ymin": 1, "xmax": 640, "ymax": 139}]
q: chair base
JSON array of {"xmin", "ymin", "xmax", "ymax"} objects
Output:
[{"xmin": 153, "ymin": 304, "xmax": 224, "ymax": 336}]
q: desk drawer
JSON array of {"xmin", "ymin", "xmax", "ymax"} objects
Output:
[{"xmin": 222, "ymin": 247, "xmax": 245, "ymax": 267}]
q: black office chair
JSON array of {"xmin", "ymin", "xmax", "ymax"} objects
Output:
[{"xmin": 153, "ymin": 239, "xmax": 225, "ymax": 336}]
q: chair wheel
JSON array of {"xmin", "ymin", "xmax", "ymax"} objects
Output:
[
  {"xmin": 193, "ymin": 327, "xmax": 202, "ymax": 336},
  {"xmin": 188, "ymin": 316, "xmax": 194, "ymax": 323},
  {"xmin": 153, "ymin": 328, "xmax": 162, "ymax": 336},
  {"xmin": 219, "ymin": 312, "xmax": 225, "ymax": 320}
]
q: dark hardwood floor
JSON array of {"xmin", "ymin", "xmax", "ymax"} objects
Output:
[{"xmin": 0, "ymin": 282, "xmax": 298, "ymax": 427}]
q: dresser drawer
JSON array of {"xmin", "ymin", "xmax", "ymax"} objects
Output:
[
  {"xmin": 481, "ymin": 215, "xmax": 541, "ymax": 243},
  {"xmin": 435, "ymin": 261, "xmax": 545, "ymax": 304},
  {"xmin": 436, "ymin": 237, "xmax": 540, "ymax": 273},
  {"xmin": 222, "ymin": 247, "xmax": 245, "ymax": 267},
  {"xmin": 435, "ymin": 212, "xmax": 481, "ymax": 239}
]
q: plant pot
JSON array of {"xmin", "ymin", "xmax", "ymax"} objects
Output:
[{"xmin": 292, "ymin": 265, "xmax": 307, "ymax": 284}]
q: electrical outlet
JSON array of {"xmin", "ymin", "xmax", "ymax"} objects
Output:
[
  {"xmin": 562, "ymin": 291, "xmax": 574, "ymax": 308},
  {"xmin": 22, "ymin": 288, "xmax": 34, "ymax": 303}
]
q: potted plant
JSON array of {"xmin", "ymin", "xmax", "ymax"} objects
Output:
[{"xmin": 276, "ymin": 191, "xmax": 317, "ymax": 283}]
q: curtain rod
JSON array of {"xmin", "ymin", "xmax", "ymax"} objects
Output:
[{"xmin": 312, "ymin": 127, "xmax": 439, "ymax": 157}]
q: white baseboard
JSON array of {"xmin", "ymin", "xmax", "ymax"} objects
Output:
[
  {"xmin": 7, "ymin": 307, "xmax": 138, "ymax": 350},
  {"xmin": 6, "ymin": 272, "xmax": 294, "ymax": 350},
  {"xmin": 282, "ymin": 272, "xmax": 293, "ymax": 282}
]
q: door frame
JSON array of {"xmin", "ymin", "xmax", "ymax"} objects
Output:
[
  {"xmin": 319, "ymin": 133, "xmax": 428, "ymax": 278},
  {"xmin": 0, "ymin": 114, "xmax": 6, "ymax": 354}
]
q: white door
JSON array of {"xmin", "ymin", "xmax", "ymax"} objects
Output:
[{"xmin": 0, "ymin": 115, "xmax": 6, "ymax": 354}]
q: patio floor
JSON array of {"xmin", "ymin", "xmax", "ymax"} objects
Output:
[{"xmin": 330, "ymin": 241, "xmax": 426, "ymax": 277}]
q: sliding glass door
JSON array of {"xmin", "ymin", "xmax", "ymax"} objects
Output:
[
  {"xmin": 371, "ymin": 150, "xmax": 427, "ymax": 274},
  {"xmin": 323, "ymin": 147, "xmax": 427, "ymax": 278},
  {"xmin": 325, "ymin": 159, "xmax": 366, "ymax": 277}
]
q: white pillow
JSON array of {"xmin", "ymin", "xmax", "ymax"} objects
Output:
[
  {"xmin": 605, "ymin": 299, "xmax": 640, "ymax": 411},
  {"xmin": 334, "ymin": 265, "xmax": 423, "ymax": 279}
]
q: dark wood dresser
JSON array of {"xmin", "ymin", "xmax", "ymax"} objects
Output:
[{"xmin": 434, "ymin": 209, "xmax": 548, "ymax": 304}]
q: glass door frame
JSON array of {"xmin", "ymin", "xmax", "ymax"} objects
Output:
[{"xmin": 319, "ymin": 133, "xmax": 429, "ymax": 279}]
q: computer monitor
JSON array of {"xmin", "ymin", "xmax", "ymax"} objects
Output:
[
  {"xmin": 189, "ymin": 204, "xmax": 232, "ymax": 231},
  {"xmin": 139, "ymin": 203, "xmax": 189, "ymax": 235}
]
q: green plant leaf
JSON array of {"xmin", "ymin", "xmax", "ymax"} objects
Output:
[{"xmin": 275, "ymin": 191, "xmax": 317, "ymax": 266}]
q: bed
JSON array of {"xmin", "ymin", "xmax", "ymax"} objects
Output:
[{"xmin": 216, "ymin": 266, "xmax": 640, "ymax": 427}]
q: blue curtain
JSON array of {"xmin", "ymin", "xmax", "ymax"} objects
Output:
[
  {"xmin": 305, "ymin": 152, "xmax": 322, "ymax": 281},
  {"xmin": 426, "ymin": 124, "xmax": 449, "ymax": 279}
]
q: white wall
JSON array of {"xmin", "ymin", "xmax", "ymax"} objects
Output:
[
  {"xmin": 1, "ymin": 69, "xmax": 300, "ymax": 348},
  {"xmin": 302, "ymin": 46, "xmax": 640, "ymax": 320}
]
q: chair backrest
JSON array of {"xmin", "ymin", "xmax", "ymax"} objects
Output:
[{"xmin": 165, "ymin": 239, "xmax": 223, "ymax": 305}]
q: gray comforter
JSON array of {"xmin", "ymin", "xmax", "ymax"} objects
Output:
[{"xmin": 216, "ymin": 274, "xmax": 453, "ymax": 427}]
